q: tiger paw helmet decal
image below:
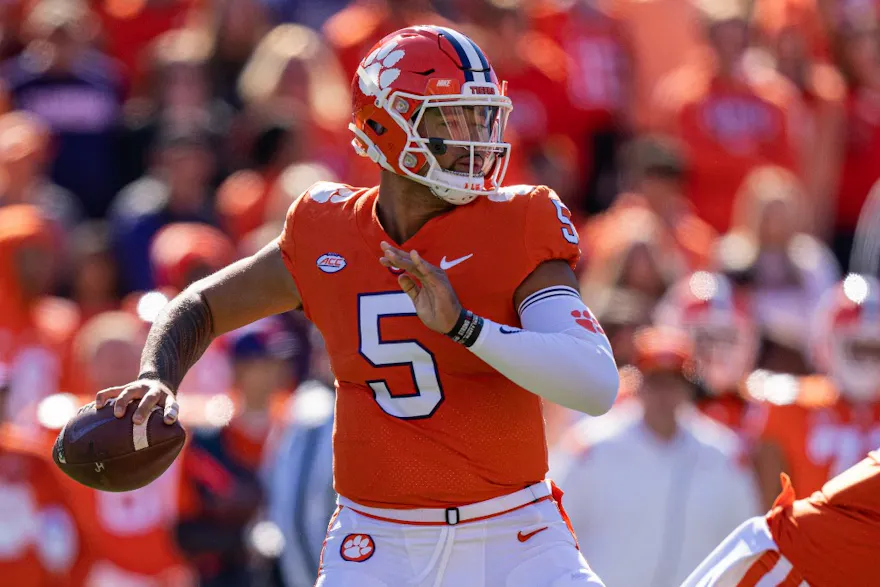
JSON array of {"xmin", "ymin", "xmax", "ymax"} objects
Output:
[{"xmin": 359, "ymin": 42, "xmax": 405, "ymax": 97}]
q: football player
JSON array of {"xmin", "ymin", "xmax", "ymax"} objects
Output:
[
  {"xmin": 681, "ymin": 447, "xmax": 880, "ymax": 586},
  {"xmin": 750, "ymin": 274, "xmax": 880, "ymax": 503},
  {"xmin": 95, "ymin": 26, "xmax": 619, "ymax": 587},
  {"xmin": 654, "ymin": 271, "xmax": 760, "ymax": 437}
]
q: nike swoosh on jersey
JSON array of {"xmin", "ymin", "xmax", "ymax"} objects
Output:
[
  {"xmin": 499, "ymin": 326, "xmax": 523, "ymax": 334},
  {"xmin": 517, "ymin": 527, "xmax": 549, "ymax": 542},
  {"xmin": 439, "ymin": 254, "xmax": 474, "ymax": 270}
]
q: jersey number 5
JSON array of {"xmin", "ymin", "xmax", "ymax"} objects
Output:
[
  {"xmin": 551, "ymin": 198, "xmax": 579, "ymax": 245},
  {"xmin": 358, "ymin": 292, "xmax": 444, "ymax": 419}
]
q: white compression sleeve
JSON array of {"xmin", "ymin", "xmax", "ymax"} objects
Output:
[{"xmin": 466, "ymin": 286, "xmax": 619, "ymax": 416}]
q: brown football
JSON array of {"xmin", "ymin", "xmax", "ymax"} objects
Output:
[{"xmin": 52, "ymin": 399, "xmax": 186, "ymax": 492}]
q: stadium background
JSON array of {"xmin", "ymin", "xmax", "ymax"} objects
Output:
[{"xmin": 1, "ymin": 0, "xmax": 879, "ymax": 585}]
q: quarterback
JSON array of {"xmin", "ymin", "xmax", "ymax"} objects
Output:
[{"xmin": 96, "ymin": 26, "xmax": 618, "ymax": 587}]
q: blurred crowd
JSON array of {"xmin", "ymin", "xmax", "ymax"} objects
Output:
[{"xmin": 2, "ymin": 0, "xmax": 880, "ymax": 586}]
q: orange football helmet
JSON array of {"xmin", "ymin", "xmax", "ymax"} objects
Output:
[
  {"xmin": 655, "ymin": 271, "xmax": 759, "ymax": 393},
  {"xmin": 813, "ymin": 274, "xmax": 880, "ymax": 401},
  {"xmin": 349, "ymin": 26, "xmax": 513, "ymax": 205},
  {"xmin": 632, "ymin": 326, "xmax": 694, "ymax": 377}
]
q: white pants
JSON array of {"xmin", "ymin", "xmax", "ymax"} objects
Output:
[
  {"xmin": 315, "ymin": 488, "xmax": 604, "ymax": 587},
  {"xmin": 680, "ymin": 517, "xmax": 807, "ymax": 587}
]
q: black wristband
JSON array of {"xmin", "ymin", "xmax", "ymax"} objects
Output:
[{"xmin": 446, "ymin": 308, "xmax": 484, "ymax": 348}]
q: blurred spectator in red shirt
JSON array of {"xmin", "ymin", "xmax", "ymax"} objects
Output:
[
  {"xmin": 529, "ymin": 0, "xmax": 633, "ymax": 215},
  {"xmin": 580, "ymin": 190, "xmax": 687, "ymax": 378},
  {"xmin": 59, "ymin": 310, "xmax": 193, "ymax": 586},
  {"xmin": 0, "ymin": 205, "xmax": 78, "ymax": 429},
  {"xmin": 610, "ymin": 0, "xmax": 706, "ymax": 131},
  {"xmin": 1, "ymin": 0, "xmax": 125, "ymax": 218},
  {"xmin": 91, "ymin": 0, "xmax": 200, "ymax": 95},
  {"xmin": 716, "ymin": 166, "xmax": 840, "ymax": 374},
  {"xmin": 0, "ymin": 409, "xmax": 81, "ymax": 586},
  {"xmin": 831, "ymin": 19, "xmax": 880, "ymax": 270},
  {"xmin": 109, "ymin": 122, "xmax": 219, "ymax": 293},
  {"xmin": 0, "ymin": 110, "xmax": 83, "ymax": 233},
  {"xmin": 653, "ymin": 0, "xmax": 802, "ymax": 233},
  {"xmin": 582, "ymin": 135, "xmax": 716, "ymax": 277},
  {"xmin": 69, "ymin": 310, "xmax": 144, "ymax": 400}
]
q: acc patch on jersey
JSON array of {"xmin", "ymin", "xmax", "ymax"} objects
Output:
[{"xmin": 317, "ymin": 253, "xmax": 347, "ymax": 274}]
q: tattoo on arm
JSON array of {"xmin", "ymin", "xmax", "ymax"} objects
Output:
[{"xmin": 138, "ymin": 290, "xmax": 215, "ymax": 394}]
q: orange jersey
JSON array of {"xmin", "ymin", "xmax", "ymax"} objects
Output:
[
  {"xmin": 63, "ymin": 463, "xmax": 191, "ymax": 586},
  {"xmin": 530, "ymin": 2, "xmax": 631, "ymax": 132},
  {"xmin": 765, "ymin": 452, "xmax": 880, "ymax": 587},
  {"xmin": 685, "ymin": 452, "xmax": 880, "ymax": 586},
  {"xmin": 0, "ymin": 425, "xmax": 80, "ymax": 586},
  {"xmin": 752, "ymin": 376, "xmax": 880, "ymax": 497},
  {"xmin": 277, "ymin": 182, "xmax": 580, "ymax": 508}
]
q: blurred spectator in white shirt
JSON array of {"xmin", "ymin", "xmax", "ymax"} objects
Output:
[
  {"xmin": 716, "ymin": 165, "xmax": 840, "ymax": 373},
  {"xmin": 552, "ymin": 326, "xmax": 760, "ymax": 587}
]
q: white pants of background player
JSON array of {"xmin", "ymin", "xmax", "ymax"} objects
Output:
[
  {"xmin": 315, "ymin": 481, "xmax": 605, "ymax": 587},
  {"xmin": 680, "ymin": 516, "xmax": 806, "ymax": 587}
]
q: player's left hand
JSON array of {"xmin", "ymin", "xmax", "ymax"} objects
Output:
[{"xmin": 379, "ymin": 241, "xmax": 462, "ymax": 334}]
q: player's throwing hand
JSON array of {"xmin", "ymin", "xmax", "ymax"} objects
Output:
[
  {"xmin": 96, "ymin": 379, "xmax": 179, "ymax": 425},
  {"xmin": 379, "ymin": 241, "xmax": 463, "ymax": 334}
]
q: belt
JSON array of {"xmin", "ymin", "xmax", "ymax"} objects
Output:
[{"xmin": 337, "ymin": 480, "xmax": 552, "ymax": 526}]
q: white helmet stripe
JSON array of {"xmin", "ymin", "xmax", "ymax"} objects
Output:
[{"xmin": 436, "ymin": 27, "xmax": 491, "ymax": 83}]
